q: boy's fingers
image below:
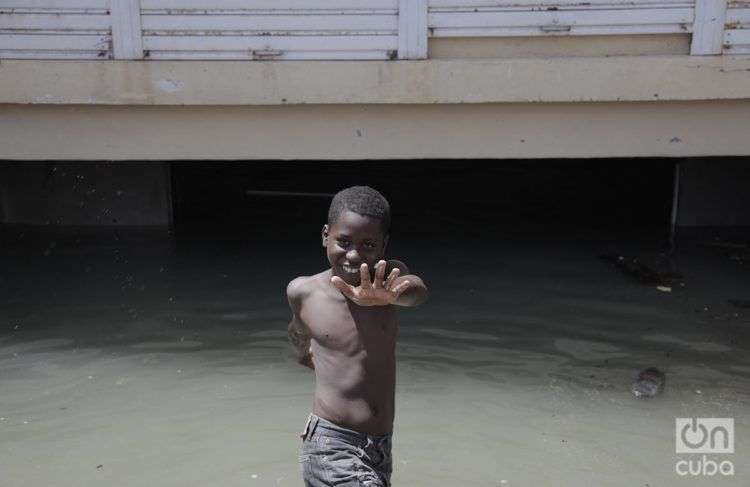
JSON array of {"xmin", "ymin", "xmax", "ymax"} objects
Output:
[
  {"xmin": 331, "ymin": 276, "xmax": 356, "ymax": 298},
  {"xmin": 392, "ymin": 280, "xmax": 411, "ymax": 296},
  {"xmin": 359, "ymin": 263, "xmax": 373, "ymax": 290},
  {"xmin": 384, "ymin": 268, "xmax": 400, "ymax": 289},
  {"xmin": 374, "ymin": 260, "xmax": 386, "ymax": 288}
]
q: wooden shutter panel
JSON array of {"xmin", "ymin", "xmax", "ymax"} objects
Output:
[
  {"xmin": 724, "ymin": 1, "xmax": 750, "ymax": 54},
  {"xmin": 0, "ymin": 0, "xmax": 112, "ymax": 59},
  {"xmin": 139, "ymin": 0, "xmax": 399, "ymax": 60},
  {"xmin": 428, "ymin": 1, "xmax": 696, "ymax": 37}
]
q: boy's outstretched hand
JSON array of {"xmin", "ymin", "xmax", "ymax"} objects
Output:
[{"xmin": 331, "ymin": 260, "xmax": 411, "ymax": 306}]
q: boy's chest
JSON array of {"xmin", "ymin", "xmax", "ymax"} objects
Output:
[{"xmin": 301, "ymin": 295, "xmax": 397, "ymax": 354}]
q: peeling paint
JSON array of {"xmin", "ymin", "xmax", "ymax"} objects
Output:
[{"xmin": 157, "ymin": 78, "xmax": 183, "ymax": 93}]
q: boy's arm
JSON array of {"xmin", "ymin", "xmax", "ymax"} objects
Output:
[
  {"xmin": 330, "ymin": 260, "xmax": 428, "ymax": 307},
  {"xmin": 286, "ymin": 278, "xmax": 314, "ymax": 370},
  {"xmin": 386, "ymin": 260, "xmax": 429, "ymax": 307}
]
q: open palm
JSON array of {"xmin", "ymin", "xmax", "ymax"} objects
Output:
[{"xmin": 331, "ymin": 260, "xmax": 411, "ymax": 306}]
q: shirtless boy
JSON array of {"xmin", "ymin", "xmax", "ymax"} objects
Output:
[{"xmin": 287, "ymin": 186, "xmax": 428, "ymax": 486}]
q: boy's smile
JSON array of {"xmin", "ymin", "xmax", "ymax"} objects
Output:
[{"xmin": 323, "ymin": 210, "xmax": 388, "ymax": 286}]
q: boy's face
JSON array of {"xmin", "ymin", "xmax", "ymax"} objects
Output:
[{"xmin": 322, "ymin": 210, "xmax": 388, "ymax": 286}]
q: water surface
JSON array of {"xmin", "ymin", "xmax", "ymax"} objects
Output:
[{"xmin": 1, "ymin": 228, "xmax": 748, "ymax": 486}]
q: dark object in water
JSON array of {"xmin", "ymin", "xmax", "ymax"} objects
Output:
[
  {"xmin": 728, "ymin": 299, "xmax": 750, "ymax": 309},
  {"xmin": 728, "ymin": 251, "xmax": 749, "ymax": 263},
  {"xmin": 703, "ymin": 241, "xmax": 749, "ymax": 251},
  {"xmin": 600, "ymin": 254, "xmax": 683, "ymax": 287},
  {"xmin": 703, "ymin": 241, "xmax": 750, "ymax": 264},
  {"xmin": 632, "ymin": 367, "xmax": 666, "ymax": 398}
]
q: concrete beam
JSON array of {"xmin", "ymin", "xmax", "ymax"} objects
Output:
[
  {"xmin": 1, "ymin": 56, "xmax": 750, "ymax": 106},
  {"xmin": 2, "ymin": 102, "xmax": 750, "ymax": 160}
]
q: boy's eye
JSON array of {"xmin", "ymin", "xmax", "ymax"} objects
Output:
[
  {"xmin": 364, "ymin": 242, "xmax": 377, "ymax": 249},
  {"xmin": 337, "ymin": 239, "xmax": 350, "ymax": 247}
]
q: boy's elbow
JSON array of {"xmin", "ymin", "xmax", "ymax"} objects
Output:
[
  {"xmin": 420, "ymin": 286, "xmax": 429, "ymax": 304},
  {"xmin": 412, "ymin": 286, "xmax": 429, "ymax": 306},
  {"xmin": 410, "ymin": 276, "xmax": 429, "ymax": 304},
  {"xmin": 398, "ymin": 279, "xmax": 428, "ymax": 307}
]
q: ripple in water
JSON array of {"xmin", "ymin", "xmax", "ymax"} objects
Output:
[{"xmin": 419, "ymin": 327, "xmax": 500, "ymax": 341}]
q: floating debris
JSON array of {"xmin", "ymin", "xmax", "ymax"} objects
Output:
[
  {"xmin": 728, "ymin": 299, "xmax": 750, "ymax": 309},
  {"xmin": 703, "ymin": 240, "xmax": 750, "ymax": 264},
  {"xmin": 632, "ymin": 367, "xmax": 665, "ymax": 398},
  {"xmin": 703, "ymin": 241, "xmax": 748, "ymax": 251},
  {"xmin": 600, "ymin": 254, "xmax": 683, "ymax": 288}
]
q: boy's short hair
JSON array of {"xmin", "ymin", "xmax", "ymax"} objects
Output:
[{"xmin": 328, "ymin": 186, "xmax": 391, "ymax": 234}]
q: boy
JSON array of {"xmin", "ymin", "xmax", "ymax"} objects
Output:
[{"xmin": 287, "ymin": 186, "xmax": 428, "ymax": 486}]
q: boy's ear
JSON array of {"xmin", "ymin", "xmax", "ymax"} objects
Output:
[{"xmin": 322, "ymin": 224, "xmax": 329, "ymax": 248}]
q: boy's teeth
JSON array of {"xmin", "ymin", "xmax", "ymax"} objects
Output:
[{"xmin": 342, "ymin": 265, "xmax": 359, "ymax": 274}]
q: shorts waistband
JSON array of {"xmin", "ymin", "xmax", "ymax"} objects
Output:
[{"xmin": 301, "ymin": 413, "xmax": 392, "ymax": 444}]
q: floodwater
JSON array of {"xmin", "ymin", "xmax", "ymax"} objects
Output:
[{"xmin": 1, "ymin": 227, "xmax": 748, "ymax": 487}]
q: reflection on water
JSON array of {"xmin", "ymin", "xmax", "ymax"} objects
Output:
[{"xmin": 0, "ymin": 228, "xmax": 748, "ymax": 486}]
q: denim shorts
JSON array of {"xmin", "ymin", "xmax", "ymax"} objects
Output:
[{"xmin": 299, "ymin": 413, "xmax": 393, "ymax": 487}]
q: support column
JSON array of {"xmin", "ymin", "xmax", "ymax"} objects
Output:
[
  {"xmin": 398, "ymin": 0, "xmax": 428, "ymax": 59},
  {"xmin": 691, "ymin": 0, "xmax": 727, "ymax": 55},
  {"xmin": 112, "ymin": 0, "xmax": 144, "ymax": 59},
  {"xmin": 676, "ymin": 157, "xmax": 750, "ymax": 238}
]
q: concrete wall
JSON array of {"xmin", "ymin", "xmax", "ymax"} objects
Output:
[
  {"xmin": 677, "ymin": 158, "xmax": 750, "ymax": 229},
  {"xmin": 0, "ymin": 163, "xmax": 172, "ymax": 226}
]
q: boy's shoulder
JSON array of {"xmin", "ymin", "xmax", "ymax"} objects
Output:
[{"xmin": 287, "ymin": 271, "xmax": 330, "ymax": 305}]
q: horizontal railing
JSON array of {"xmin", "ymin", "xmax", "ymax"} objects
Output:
[{"xmin": 0, "ymin": 0, "xmax": 745, "ymax": 59}]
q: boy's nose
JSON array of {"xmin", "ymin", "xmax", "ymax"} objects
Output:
[{"xmin": 346, "ymin": 249, "xmax": 361, "ymax": 262}]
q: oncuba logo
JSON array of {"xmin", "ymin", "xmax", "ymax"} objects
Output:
[{"xmin": 675, "ymin": 418, "xmax": 734, "ymax": 477}]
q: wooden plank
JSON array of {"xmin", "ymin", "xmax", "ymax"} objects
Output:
[
  {"xmin": 0, "ymin": 13, "xmax": 110, "ymax": 30},
  {"xmin": 0, "ymin": 33, "xmax": 110, "ymax": 49},
  {"xmin": 0, "ymin": 49, "xmax": 107, "ymax": 58},
  {"xmin": 111, "ymin": 0, "xmax": 142, "ymax": 59},
  {"xmin": 143, "ymin": 30, "xmax": 392, "ymax": 36},
  {"xmin": 429, "ymin": 8, "xmax": 694, "ymax": 28},
  {"xmin": 143, "ymin": 35, "xmax": 397, "ymax": 51},
  {"xmin": 725, "ymin": 6, "xmax": 750, "ymax": 24},
  {"xmin": 432, "ymin": 24, "xmax": 690, "ymax": 36},
  {"xmin": 146, "ymin": 49, "xmax": 390, "ymax": 59},
  {"xmin": 691, "ymin": 0, "xmax": 727, "ymax": 54},
  {"xmin": 725, "ymin": 1, "xmax": 750, "ymax": 52},
  {"xmin": 142, "ymin": 8, "xmax": 395, "ymax": 15},
  {"xmin": 429, "ymin": 0, "xmax": 692, "ymax": 7},
  {"xmin": 398, "ymin": 0, "xmax": 427, "ymax": 58},
  {"xmin": 725, "ymin": 27, "xmax": 750, "ymax": 45},
  {"xmin": 141, "ymin": 14, "xmax": 396, "ymax": 32},
  {"xmin": 141, "ymin": 0, "xmax": 398, "ymax": 10},
  {"xmin": 724, "ymin": 45, "xmax": 750, "ymax": 54},
  {"xmin": 0, "ymin": 0, "xmax": 109, "ymax": 8}
]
